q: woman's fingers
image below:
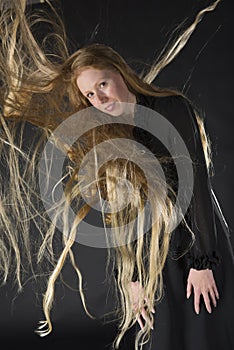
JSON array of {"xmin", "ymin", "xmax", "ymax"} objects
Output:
[
  {"xmin": 144, "ymin": 297, "xmax": 156, "ymax": 314},
  {"xmin": 193, "ymin": 290, "xmax": 201, "ymax": 314},
  {"xmin": 130, "ymin": 282, "xmax": 155, "ymax": 330},
  {"xmin": 202, "ymin": 292, "xmax": 212, "ymax": 313},
  {"xmin": 213, "ymin": 283, "xmax": 220, "ymax": 300},
  {"xmin": 194, "ymin": 287, "xmax": 219, "ymax": 314},
  {"xmin": 209, "ymin": 288, "xmax": 218, "ymax": 308},
  {"xmin": 140, "ymin": 308, "xmax": 154, "ymax": 330},
  {"xmin": 186, "ymin": 281, "xmax": 192, "ymax": 299},
  {"xmin": 203, "ymin": 283, "xmax": 219, "ymax": 312},
  {"xmin": 136, "ymin": 314, "xmax": 144, "ymax": 330},
  {"xmin": 136, "ymin": 308, "xmax": 154, "ymax": 330}
]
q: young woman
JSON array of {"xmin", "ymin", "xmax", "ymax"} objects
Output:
[{"xmin": 0, "ymin": 0, "xmax": 233, "ymax": 349}]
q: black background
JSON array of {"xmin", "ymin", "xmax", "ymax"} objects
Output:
[{"xmin": 1, "ymin": 0, "xmax": 233, "ymax": 349}]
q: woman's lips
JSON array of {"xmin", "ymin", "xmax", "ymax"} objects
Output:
[{"xmin": 105, "ymin": 102, "xmax": 116, "ymax": 112}]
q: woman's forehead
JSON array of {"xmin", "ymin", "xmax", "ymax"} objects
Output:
[{"xmin": 76, "ymin": 68, "xmax": 119, "ymax": 89}]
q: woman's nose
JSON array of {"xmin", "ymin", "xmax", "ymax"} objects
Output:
[{"xmin": 96, "ymin": 91, "xmax": 108, "ymax": 104}]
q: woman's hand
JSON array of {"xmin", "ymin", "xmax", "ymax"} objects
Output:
[
  {"xmin": 186, "ymin": 268, "xmax": 219, "ymax": 314},
  {"xmin": 129, "ymin": 281, "xmax": 155, "ymax": 330}
]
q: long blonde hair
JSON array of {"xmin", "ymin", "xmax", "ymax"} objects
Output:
[{"xmin": 0, "ymin": 0, "xmax": 221, "ymax": 349}]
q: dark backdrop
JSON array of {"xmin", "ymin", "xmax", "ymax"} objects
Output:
[{"xmin": 1, "ymin": 1, "xmax": 233, "ymax": 349}]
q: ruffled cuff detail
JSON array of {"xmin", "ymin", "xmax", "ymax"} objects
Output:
[{"xmin": 187, "ymin": 251, "xmax": 220, "ymax": 270}]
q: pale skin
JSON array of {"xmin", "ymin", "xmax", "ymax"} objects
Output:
[
  {"xmin": 76, "ymin": 67, "xmax": 136, "ymax": 116},
  {"xmin": 76, "ymin": 67, "xmax": 220, "ymax": 330}
]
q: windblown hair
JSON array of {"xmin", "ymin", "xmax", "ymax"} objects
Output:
[{"xmin": 0, "ymin": 0, "xmax": 221, "ymax": 349}]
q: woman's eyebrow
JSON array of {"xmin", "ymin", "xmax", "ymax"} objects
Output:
[{"xmin": 84, "ymin": 77, "xmax": 107, "ymax": 94}]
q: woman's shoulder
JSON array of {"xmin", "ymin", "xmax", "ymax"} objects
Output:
[
  {"xmin": 137, "ymin": 93, "xmax": 197, "ymax": 126},
  {"xmin": 138, "ymin": 92, "xmax": 192, "ymax": 112}
]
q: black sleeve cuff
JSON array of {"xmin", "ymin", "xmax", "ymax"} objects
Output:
[{"xmin": 186, "ymin": 251, "xmax": 220, "ymax": 270}]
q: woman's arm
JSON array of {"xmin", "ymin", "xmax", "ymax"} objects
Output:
[
  {"xmin": 155, "ymin": 94, "xmax": 220, "ymax": 313},
  {"xmin": 135, "ymin": 94, "xmax": 221, "ymax": 315}
]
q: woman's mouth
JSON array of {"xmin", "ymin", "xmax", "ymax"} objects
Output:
[{"xmin": 105, "ymin": 102, "xmax": 116, "ymax": 112}]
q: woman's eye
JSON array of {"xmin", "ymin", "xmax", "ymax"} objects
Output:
[
  {"xmin": 87, "ymin": 92, "xmax": 93, "ymax": 99},
  {"xmin": 100, "ymin": 81, "xmax": 106, "ymax": 88}
]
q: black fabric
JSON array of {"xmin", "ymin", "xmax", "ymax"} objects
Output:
[
  {"xmin": 134, "ymin": 94, "xmax": 221, "ymax": 267},
  {"xmin": 128, "ymin": 94, "xmax": 234, "ymax": 350}
]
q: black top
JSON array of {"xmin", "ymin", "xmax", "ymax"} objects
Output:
[{"xmin": 133, "ymin": 93, "xmax": 223, "ymax": 269}]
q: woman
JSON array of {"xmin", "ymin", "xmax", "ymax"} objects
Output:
[
  {"xmin": 64, "ymin": 43, "xmax": 234, "ymax": 350},
  {"xmin": 0, "ymin": 0, "xmax": 233, "ymax": 349}
]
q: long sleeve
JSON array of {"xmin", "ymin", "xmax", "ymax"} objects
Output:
[{"xmin": 134, "ymin": 94, "xmax": 220, "ymax": 270}]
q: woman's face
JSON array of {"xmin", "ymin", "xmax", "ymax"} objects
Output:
[{"xmin": 76, "ymin": 68, "xmax": 136, "ymax": 116}]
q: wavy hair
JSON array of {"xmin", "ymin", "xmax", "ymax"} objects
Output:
[{"xmin": 0, "ymin": 0, "xmax": 221, "ymax": 349}]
